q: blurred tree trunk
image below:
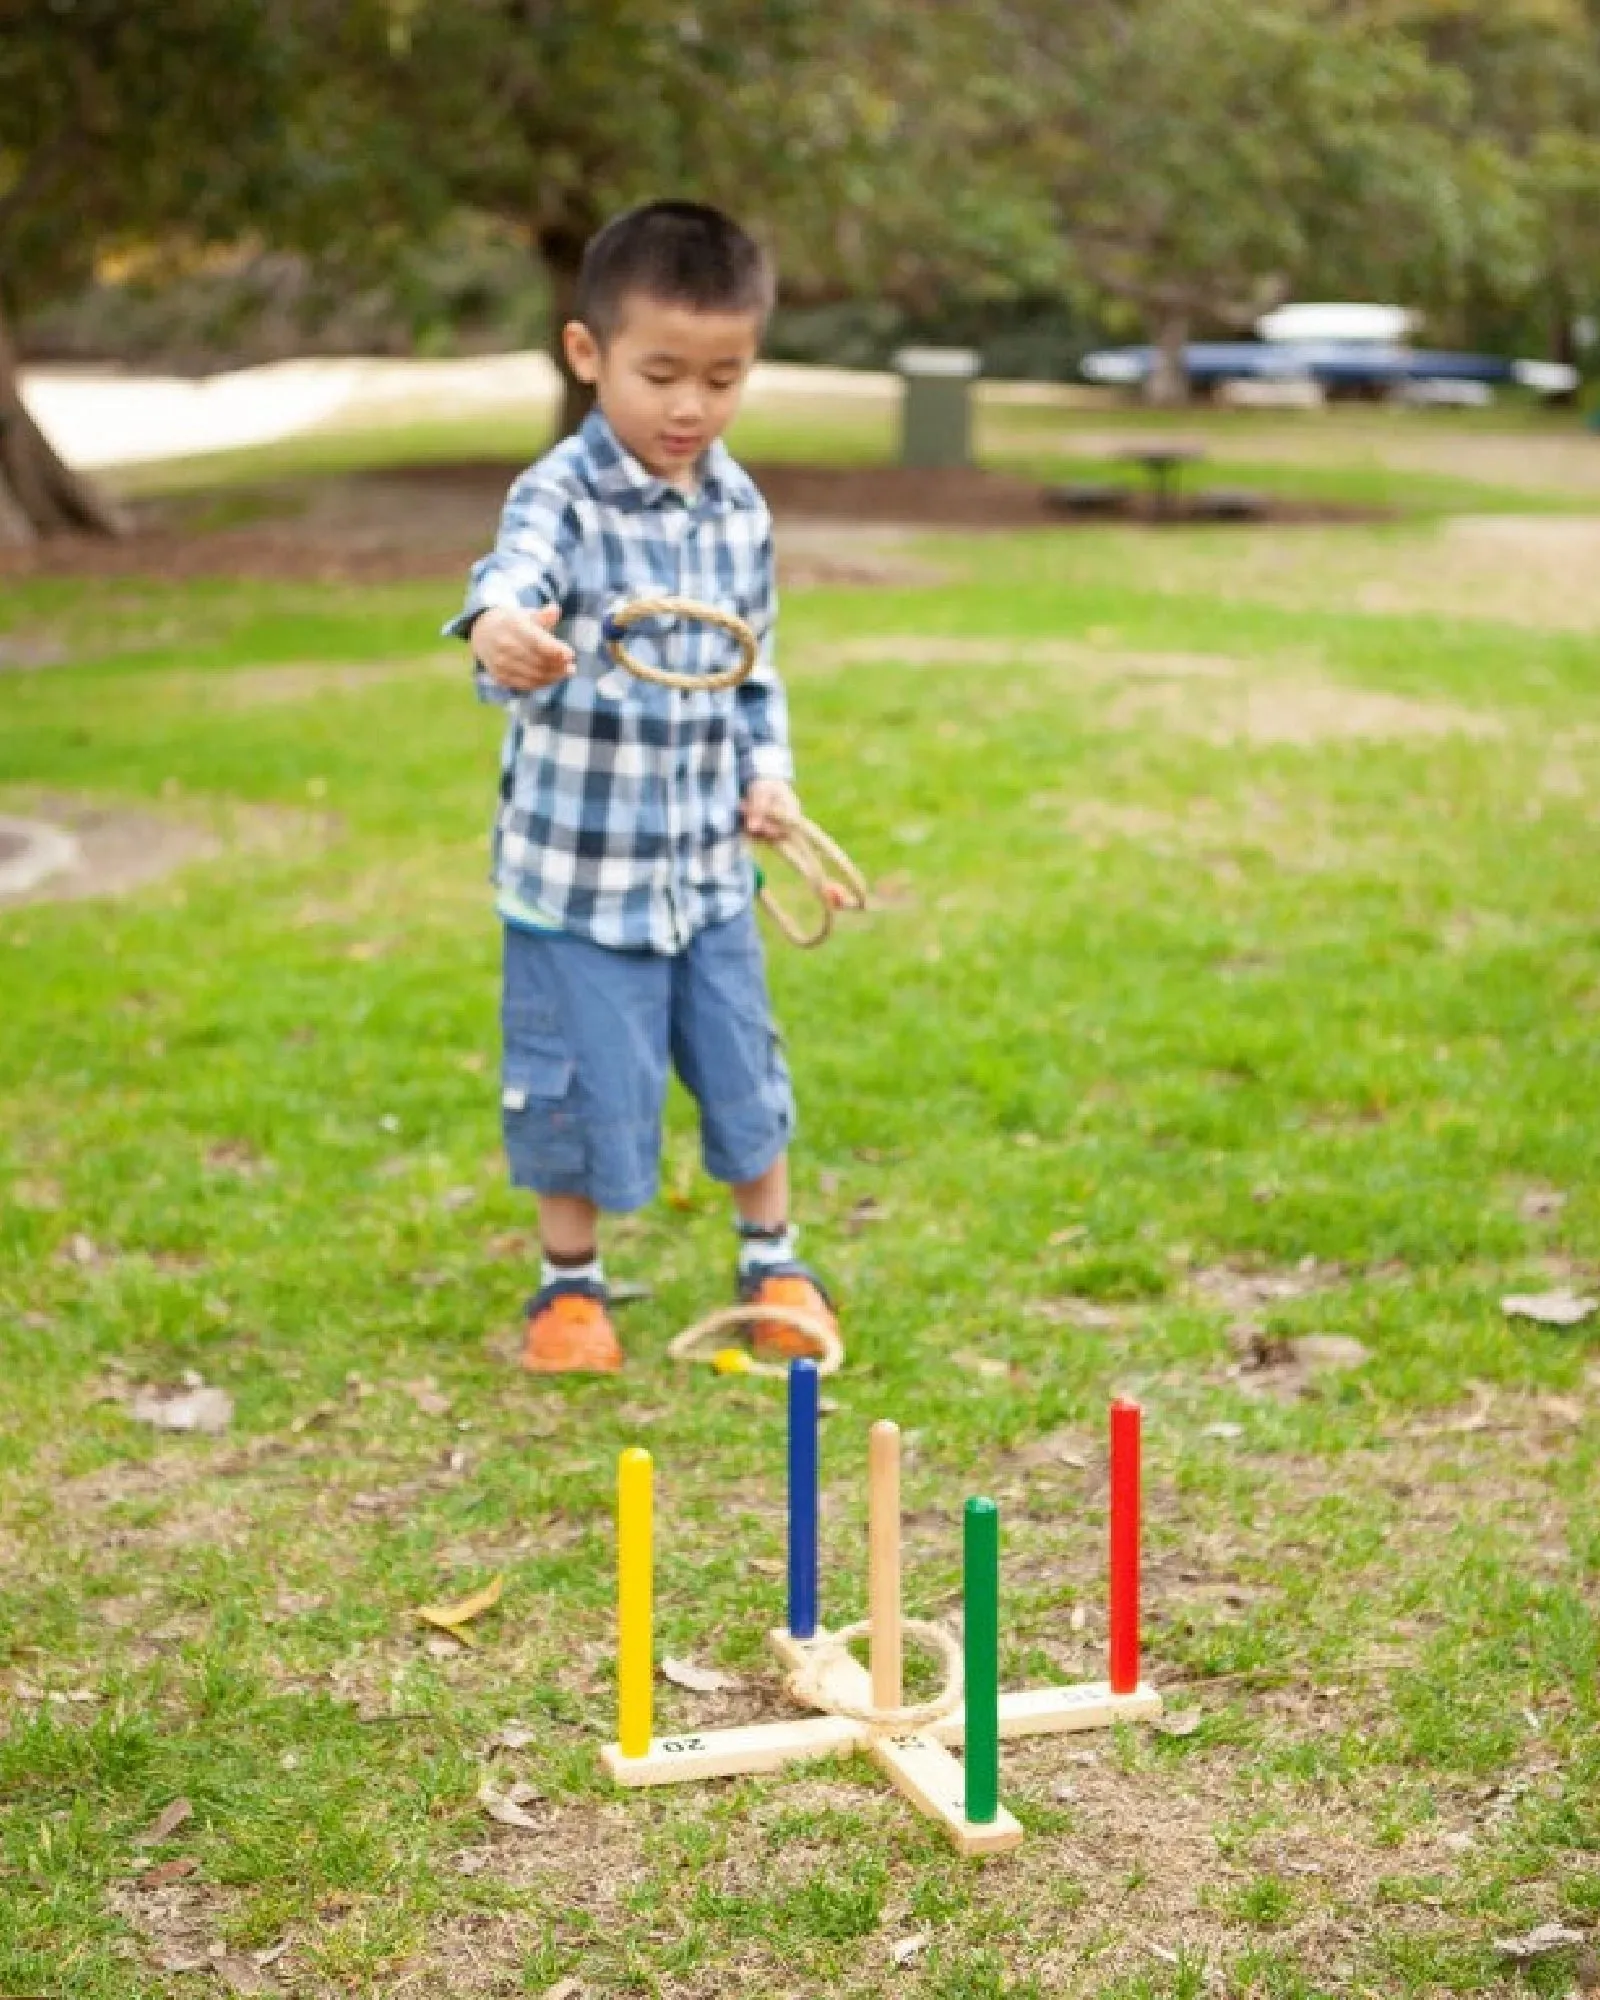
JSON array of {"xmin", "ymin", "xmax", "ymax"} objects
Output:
[
  {"xmin": 536, "ymin": 212, "xmax": 597, "ymax": 443},
  {"xmin": 1146, "ymin": 311, "xmax": 1190, "ymax": 405},
  {"xmin": 1549, "ymin": 279, "xmax": 1579, "ymax": 406},
  {"xmin": 0, "ymin": 287, "xmax": 126, "ymax": 542}
]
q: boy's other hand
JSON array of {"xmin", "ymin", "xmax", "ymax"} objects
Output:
[
  {"xmin": 475, "ymin": 604, "xmax": 575, "ymax": 690},
  {"xmin": 742, "ymin": 779, "xmax": 800, "ymax": 842}
]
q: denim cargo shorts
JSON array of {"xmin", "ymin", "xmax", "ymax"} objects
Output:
[{"xmin": 499, "ymin": 904, "xmax": 795, "ymax": 1212}]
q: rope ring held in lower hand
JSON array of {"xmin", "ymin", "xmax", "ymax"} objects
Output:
[
  {"xmin": 602, "ymin": 595, "xmax": 758, "ymax": 692},
  {"xmin": 667, "ymin": 1304, "xmax": 844, "ymax": 1380},
  {"xmin": 786, "ymin": 1618, "xmax": 965, "ymax": 1730},
  {"xmin": 757, "ymin": 816, "xmax": 870, "ymax": 950}
]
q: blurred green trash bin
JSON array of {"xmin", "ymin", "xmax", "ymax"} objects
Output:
[{"xmin": 895, "ymin": 346, "xmax": 981, "ymax": 470}]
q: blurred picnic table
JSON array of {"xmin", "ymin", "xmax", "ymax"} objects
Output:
[{"xmin": 1115, "ymin": 444, "xmax": 1208, "ymax": 516}]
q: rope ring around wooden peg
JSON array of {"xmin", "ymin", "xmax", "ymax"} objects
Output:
[
  {"xmin": 757, "ymin": 816, "xmax": 870, "ymax": 950},
  {"xmin": 602, "ymin": 594, "xmax": 758, "ymax": 693},
  {"xmin": 786, "ymin": 1618, "xmax": 965, "ymax": 1730},
  {"xmin": 667, "ymin": 1303, "xmax": 844, "ymax": 1379}
]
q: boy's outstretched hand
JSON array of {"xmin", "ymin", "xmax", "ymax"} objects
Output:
[
  {"xmin": 474, "ymin": 604, "xmax": 575, "ymax": 690},
  {"xmin": 742, "ymin": 779, "xmax": 801, "ymax": 842}
]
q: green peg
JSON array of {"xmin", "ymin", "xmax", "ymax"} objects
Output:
[{"xmin": 963, "ymin": 1497, "xmax": 1000, "ymax": 1825}]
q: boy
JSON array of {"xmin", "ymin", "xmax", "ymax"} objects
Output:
[{"xmin": 448, "ymin": 200, "xmax": 838, "ymax": 1376}]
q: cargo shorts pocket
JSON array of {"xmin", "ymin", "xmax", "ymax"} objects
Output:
[{"xmin": 500, "ymin": 1004, "xmax": 586, "ymax": 1186}]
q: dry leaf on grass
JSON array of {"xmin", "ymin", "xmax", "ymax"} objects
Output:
[
  {"xmin": 137, "ymin": 1857, "xmax": 198, "ymax": 1888},
  {"xmin": 891, "ymin": 1934, "xmax": 929, "ymax": 1967},
  {"xmin": 129, "ymin": 1380, "xmax": 234, "ymax": 1434},
  {"xmin": 1502, "ymin": 1290, "xmax": 1597, "ymax": 1328},
  {"xmin": 289, "ymin": 1401, "xmax": 337, "ymax": 1434},
  {"xmin": 1203, "ymin": 1422, "xmax": 1244, "ymax": 1441},
  {"xmin": 541, "ymin": 1980, "xmax": 585, "ymax": 2000},
  {"xmin": 214, "ymin": 1952, "xmax": 272, "ymax": 1993},
  {"xmin": 489, "ymin": 1721, "xmax": 537, "ymax": 1751},
  {"xmin": 1494, "ymin": 1922, "xmax": 1585, "ymax": 1959},
  {"xmin": 479, "ymin": 1779, "xmax": 543, "ymax": 1829},
  {"xmin": 415, "ymin": 1574, "xmax": 503, "ymax": 1647},
  {"xmin": 662, "ymin": 1656, "xmax": 741, "ymax": 1694},
  {"xmin": 155, "ymin": 1947, "xmax": 213, "ymax": 1974},
  {"xmin": 951, "ymin": 1349, "xmax": 1013, "ymax": 1381},
  {"xmin": 1153, "ymin": 1710, "xmax": 1204, "ymax": 1738},
  {"xmin": 13, "ymin": 1680, "xmax": 98, "ymax": 1705},
  {"xmin": 136, "ymin": 1797, "xmax": 193, "ymax": 1845},
  {"xmin": 402, "ymin": 1377, "xmax": 452, "ymax": 1418},
  {"xmin": 1290, "ymin": 1334, "xmax": 1370, "ymax": 1371},
  {"xmin": 1012, "ymin": 1426, "xmax": 1089, "ymax": 1470}
]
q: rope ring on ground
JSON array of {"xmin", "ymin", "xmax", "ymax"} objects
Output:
[
  {"xmin": 758, "ymin": 815, "xmax": 870, "ymax": 950},
  {"xmin": 786, "ymin": 1618, "xmax": 964, "ymax": 1730},
  {"xmin": 603, "ymin": 594, "xmax": 758, "ymax": 692},
  {"xmin": 667, "ymin": 1303, "xmax": 844, "ymax": 1379}
]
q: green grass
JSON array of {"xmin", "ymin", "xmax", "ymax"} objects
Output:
[{"xmin": 3, "ymin": 402, "xmax": 1599, "ymax": 1996}]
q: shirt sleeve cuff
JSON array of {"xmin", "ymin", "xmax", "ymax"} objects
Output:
[
  {"xmin": 442, "ymin": 575, "xmax": 531, "ymax": 641},
  {"xmin": 740, "ymin": 740, "xmax": 795, "ymax": 789},
  {"xmin": 474, "ymin": 665, "xmax": 517, "ymax": 707}
]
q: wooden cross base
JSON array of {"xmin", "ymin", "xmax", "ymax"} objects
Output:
[{"xmin": 600, "ymin": 1627, "xmax": 1162, "ymax": 1857}]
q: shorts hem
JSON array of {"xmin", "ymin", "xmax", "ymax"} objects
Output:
[{"xmin": 701, "ymin": 1117, "xmax": 793, "ymax": 1190}]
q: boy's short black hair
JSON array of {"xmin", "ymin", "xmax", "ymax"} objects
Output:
[{"xmin": 575, "ymin": 201, "xmax": 775, "ymax": 343}]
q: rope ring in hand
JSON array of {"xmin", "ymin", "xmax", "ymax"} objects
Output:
[
  {"xmin": 603, "ymin": 594, "xmax": 758, "ymax": 692},
  {"xmin": 758, "ymin": 816, "xmax": 869, "ymax": 950},
  {"xmin": 668, "ymin": 1303, "xmax": 844, "ymax": 1379},
  {"xmin": 786, "ymin": 1618, "xmax": 964, "ymax": 1730}
]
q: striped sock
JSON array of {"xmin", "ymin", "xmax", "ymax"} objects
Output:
[
  {"xmin": 737, "ymin": 1220, "xmax": 797, "ymax": 1280},
  {"xmin": 541, "ymin": 1249, "xmax": 605, "ymax": 1294}
]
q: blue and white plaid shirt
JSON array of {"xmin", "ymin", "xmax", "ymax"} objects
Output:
[{"xmin": 447, "ymin": 410, "xmax": 792, "ymax": 955}]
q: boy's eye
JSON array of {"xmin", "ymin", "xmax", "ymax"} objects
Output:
[{"xmin": 643, "ymin": 372, "xmax": 677, "ymax": 387}]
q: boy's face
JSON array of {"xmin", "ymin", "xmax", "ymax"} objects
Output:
[{"xmin": 564, "ymin": 293, "xmax": 761, "ymax": 482}]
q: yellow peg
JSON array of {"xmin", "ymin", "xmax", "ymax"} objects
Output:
[
  {"xmin": 712, "ymin": 1347, "xmax": 753, "ymax": 1376},
  {"xmin": 617, "ymin": 1448, "xmax": 653, "ymax": 1759}
]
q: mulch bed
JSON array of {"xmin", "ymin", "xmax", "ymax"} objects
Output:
[{"xmin": 0, "ymin": 459, "xmax": 1385, "ymax": 587}]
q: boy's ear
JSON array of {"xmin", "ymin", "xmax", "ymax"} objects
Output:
[{"xmin": 563, "ymin": 321, "xmax": 602, "ymax": 385}]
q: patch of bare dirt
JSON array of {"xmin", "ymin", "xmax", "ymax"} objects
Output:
[
  {"xmin": 827, "ymin": 633, "xmax": 1506, "ymax": 752},
  {"xmin": 0, "ymin": 790, "xmax": 337, "ymax": 906},
  {"xmin": 108, "ymin": 1871, "xmax": 267, "ymax": 1984},
  {"xmin": 750, "ymin": 460, "xmax": 1382, "ymax": 532},
  {"xmin": 0, "ymin": 458, "xmax": 1385, "ymax": 587},
  {"xmin": 1189, "ymin": 1257, "xmax": 1351, "ymax": 1316},
  {"xmin": 0, "ymin": 631, "xmax": 69, "ymax": 672},
  {"xmin": 826, "ymin": 634, "xmax": 1242, "ymax": 677},
  {"xmin": 1083, "ymin": 511, "xmax": 1600, "ymax": 634},
  {"xmin": 1107, "ymin": 674, "xmax": 1503, "ymax": 747},
  {"xmin": 191, "ymin": 655, "xmax": 453, "ymax": 708}
]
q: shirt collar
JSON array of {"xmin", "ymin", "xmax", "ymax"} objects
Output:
[{"xmin": 579, "ymin": 408, "xmax": 742, "ymax": 512}]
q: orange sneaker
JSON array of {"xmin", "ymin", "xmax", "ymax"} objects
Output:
[
  {"xmin": 521, "ymin": 1284, "xmax": 622, "ymax": 1375},
  {"xmin": 739, "ymin": 1267, "xmax": 839, "ymax": 1366}
]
